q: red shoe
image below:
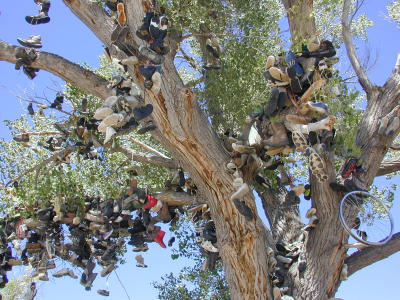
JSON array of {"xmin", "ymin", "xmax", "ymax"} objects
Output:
[
  {"xmin": 154, "ymin": 229, "xmax": 166, "ymax": 248},
  {"xmin": 142, "ymin": 194, "xmax": 157, "ymax": 210}
]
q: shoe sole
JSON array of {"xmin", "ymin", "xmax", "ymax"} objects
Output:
[
  {"xmin": 308, "ymin": 151, "xmax": 328, "ymax": 182},
  {"xmin": 292, "ymin": 132, "xmax": 308, "ymax": 152},
  {"xmin": 16, "ymin": 39, "xmax": 42, "ymax": 48},
  {"xmin": 25, "ymin": 16, "xmax": 50, "ymax": 25}
]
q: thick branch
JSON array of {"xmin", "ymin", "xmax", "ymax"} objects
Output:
[
  {"xmin": 345, "ymin": 232, "xmax": 400, "ymax": 277},
  {"xmin": 376, "ymin": 157, "xmax": 400, "ymax": 176},
  {"xmin": 0, "ymin": 40, "xmax": 110, "ymax": 99},
  {"xmin": 112, "ymin": 145, "xmax": 177, "ymax": 169},
  {"xmin": 342, "ymin": 0, "xmax": 373, "ymax": 94}
]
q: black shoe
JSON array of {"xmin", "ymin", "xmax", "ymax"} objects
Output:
[
  {"xmin": 23, "ymin": 66, "xmax": 38, "ymax": 79},
  {"xmin": 308, "ymin": 131, "xmax": 318, "ymax": 146},
  {"xmin": 206, "ymin": 44, "xmax": 220, "ymax": 59},
  {"xmin": 233, "ymin": 198, "xmax": 254, "ymax": 221},
  {"xmin": 28, "ymin": 103, "xmax": 35, "ymax": 115},
  {"xmin": 287, "ymin": 66, "xmax": 302, "ymax": 94},
  {"xmin": 264, "ymin": 87, "xmax": 279, "ymax": 118},
  {"xmin": 121, "ymin": 117, "xmax": 139, "ymax": 130},
  {"xmin": 13, "ymin": 133, "xmax": 30, "ymax": 143},
  {"xmin": 137, "ymin": 120, "xmax": 156, "ymax": 134},
  {"xmin": 168, "ymin": 237, "xmax": 175, "ymax": 247},
  {"xmin": 133, "ymin": 104, "xmax": 153, "ymax": 121}
]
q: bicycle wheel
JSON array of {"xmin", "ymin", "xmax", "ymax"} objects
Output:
[{"xmin": 339, "ymin": 190, "xmax": 394, "ymax": 246}]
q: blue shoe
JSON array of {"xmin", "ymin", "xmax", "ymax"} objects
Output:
[{"xmin": 133, "ymin": 104, "xmax": 153, "ymax": 121}]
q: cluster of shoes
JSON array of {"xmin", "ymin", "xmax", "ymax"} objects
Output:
[
  {"xmin": 136, "ymin": 6, "xmax": 169, "ymax": 93},
  {"xmin": 0, "ymin": 165, "xmax": 194, "ymax": 295},
  {"xmin": 15, "ymin": 0, "xmax": 52, "ymax": 79},
  {"xmin": 267, "ymin": 240, "xmax": 307, "ymax": 300},
  {"xmin": 164, "ymin": 168, "xmax": 197, "ymax": 196},
  {"xmin": 94, "ymin": 77, "xmax": 156, "ymax": 144},
  {"xmin": 194, "ymin": 219, "xmax": 220, "ymax": 271}
]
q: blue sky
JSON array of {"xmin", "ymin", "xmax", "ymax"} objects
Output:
[{"xmin": 0, "ymin": 1, "xmax": 400, "ymax": 299}]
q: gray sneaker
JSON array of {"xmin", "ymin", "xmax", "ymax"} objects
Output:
[
  {"xmin": 139, "ymin": 45, "xmax": 164, "ymax": 65},
  {"xmin": 17, "ymin": 35, "xmax": 42, "ymax": 48}
]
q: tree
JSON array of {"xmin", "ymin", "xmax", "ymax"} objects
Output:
[{"xmin": 0, "ymin": 0, "xmax": 400, "ymax": 299}]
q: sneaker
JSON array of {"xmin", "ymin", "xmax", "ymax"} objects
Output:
[
  {"xmin": 25, "ymin": 12, "xmax": 50, "ymax": 25},
  {"xmin": 97, "ymin": 289, "xmax": 110, "ymax": 297},
  {"xmin": 133, "ymin": 104, "xmax": 153, "ymax": 121},
  {"xmin": 264, "ymin": 87, "xmax": 279, "ymax": 118},
  {"xmin": 38, "ymin": 271, "xmax": 49, "ymax": 281},
  {"xmin": 137, "ymin": 120, "xmax": 156, "ymax": 134},
  {"xmin": 17, "ymin": 35, "xmax": 42, "ymax": 48},
  {"xmin": 307, "ymin": 147, "xmax": 328, "ymax": 182},
  {"xmin": 300, "ymin": 101, "xmax": 329, "ymax": 115},
  {"xmin": 233, "ymin": 198, "xmax": 254, "ymax": 221},
  {"xmin": 135, "ymin": 254, "xmax": 147, "ymax": 268}
]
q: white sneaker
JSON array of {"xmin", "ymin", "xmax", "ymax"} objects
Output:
[
  {"xmin": 94, "ymin": 106, "xmax": 113, "ymax": 120},
  {"xmin": 98, "ymin": 120, "xmax": 108, "ymax": 133},
  {"xmin": 102, "ymin": 113, "xmax": 121, "ymax": 127}
]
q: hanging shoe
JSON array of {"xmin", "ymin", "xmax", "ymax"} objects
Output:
[
  {"xmin": 168, "ymin": 237, "xmax": 175, "ymax": 247},
  {"xmin": 153, "ymin": 229, "xmax": 166, "ymax": 248},
  {"xmin": 25, "ymin": 11, "xmax": 50, "ymax": 25},
  {"xmin": 201, "ymin": 240, "xmax": 219, "ymax": 253},
  {"xmin": 137, "ymin": 120, "xmax": 156, "ymax": 134},
  {"xmin": 287, "ymin": 66, "xmax": 302, "ymax": 94},
  {"xmin": 300, "ymin": 101, "xmax": 329, "ymax": 115},
  {"xmin": 101, "ymin": 264, "xmax": 115, "ymax": 277},
  {"xmin": 104, "ymin": 127, "xmax": 117, "ymax": 144},
  {"xmin": 264, "ymin": 87, "xmax": 280, "ymax": 118},
  {"xmin": 17, "ymin": 35, "xmax": 42, "ymax": 48},
  {"xmin": 23, "ymin": 66, "xmax": 39, "ymax": 80},
  {"xmin": 97, "ymin": 289, "xmax": 110, "ymax": 296},
  {"xmin": 135, "ymin": 254, "xmax": 147, "ymax": 268},
  {"xmin": 116, "ymin": 3, "xmax": 126, "ymax": 24},
  {"xmin": 133, "ymin": 104, "xmax": 153, "ymax": 121}
]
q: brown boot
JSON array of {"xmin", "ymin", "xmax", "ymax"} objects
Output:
[{"xmin": 262, "ymin": 122, "xmax": 288, "ymax": 147}]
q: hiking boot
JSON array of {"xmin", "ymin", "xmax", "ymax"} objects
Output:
[
  {"xmin": 17, "ymin": 35, "xmax": 42, "ymax": 48},
  {"xmin": 233, "ymin": 198, "xmax": 254, "ymax": 221},
  {"xmin": 133, "ymin": 104, "xmax": 153, "ymax": 121},
  {"xmin": 25, "ymin": 12, "xmax": 50, "ymax": 25},
  {"xmin": 97, "ymin": 289, "xmax": 110, "ymax": 296},
  {"xmin": 137, "ymin": 120, "xmax": 156, "ymax": 134}
]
